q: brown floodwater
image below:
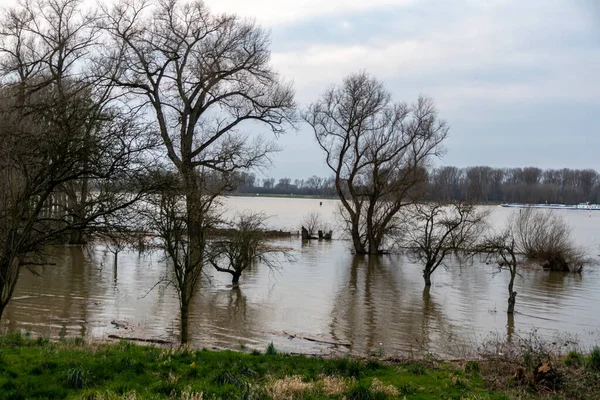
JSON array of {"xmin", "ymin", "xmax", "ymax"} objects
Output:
[{"xmin": 2, "ymin": 198, "xmax": 600, "ymax": 357}]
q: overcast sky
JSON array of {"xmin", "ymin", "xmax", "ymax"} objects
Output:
[
  {"xmin": 204, "ymin": 0, "xmax": 600, "ymax": 180},
  {"xmin": 4, "ymin": 0, "xmax": 599, "ymax": 181}
]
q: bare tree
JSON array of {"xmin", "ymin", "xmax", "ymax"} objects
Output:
[
  {"xmin": 478, "ymin": 230, "xmax": 519, "ymax": 314},
  {"xmin": 0, "ymin": 0, "xmax": 138, "ymax": 245},
  {"xmin": 304, "ymin": 72, "xmax": 448, "ymax": 254},
  {"xmin": 0, "ymin": 0, "xmax": 155, "ymax": 321},
  {"xmin": 138, "ymin": 168, "xmax": 237, "ymax": 344},
  {"xmin": 512, "ymin": 208, "xmax": 587, "ymax": 272},
  {"xmin": 403, "ymin": 202, "xmax": 488, "ymax": 286},
  {"xmin": 102, "ymin": 0, "xmax": 296, "ymax": 271},
  {"xmin": 301, "ymin": 211, "xmax": 321, "ymax": 239},
  {"xmin": 99, "ymin": 2, "xmax": 295, "ymax": 337},
  {"xmin": 207, "ymin": 212, "xmax": 291, "ymax": 285}
]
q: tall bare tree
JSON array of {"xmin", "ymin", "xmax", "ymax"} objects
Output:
[
  {"xmin": 304, "ymin": 72, "xmax": 448, "ymax": 254},
  {"xmin": 0, "ymin": 0, "xmax": 122, "ymax": 244},
  {"xmin": 0, "ymin": 0, "xmax": 155, "ymax": 321},
  {"xmin": 101, "ymin": 1, "xmax": 295, "ymax": 340}
]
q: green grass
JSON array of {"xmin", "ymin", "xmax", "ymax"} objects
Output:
[{"xmin": 0, "ymin": 333, "xmax": 509, "ymax": 399}]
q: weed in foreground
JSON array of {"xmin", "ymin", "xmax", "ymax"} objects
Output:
[
  {"xmin": 406, "ymin": 362, "xmax": 427, "ymax": 375},
  {"xmin": 345, "ymin": 383, "xmax": 388, "ymax": 400},
  {"xmin": 464, "ymin": 360, "xmax": 480, "ymax": 373},
  {"xmin": 64, "ymin": 366, "xmax": 93, "ymax": 389},
  {"xmin": 265, "ymin": 342, "xmax": 277, "ymax": 356},
  {"xmin": 563, "ymin": 350, "xmax": 584, "ymax": 367},
  {"xmin": 587, "ymin": 346, "xmax": 600, "ymax": 371}
]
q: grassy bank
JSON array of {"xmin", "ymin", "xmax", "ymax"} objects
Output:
[
  {"xmin": 1, "ymin": 333, "xmax": 599, "ymax": 399},
  {"xmin": 0, "ymin": 333, "xmax": 506, "ymax": 400}
]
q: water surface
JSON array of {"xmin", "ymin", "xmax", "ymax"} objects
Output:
[{"xmin": 3, "ymin": 198, "xmax": 600, "ymax": 356}]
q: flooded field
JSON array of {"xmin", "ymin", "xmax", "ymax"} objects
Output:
[{"xmin": 2, "ymin": 197, "xmax": 600, "ymax": 357}]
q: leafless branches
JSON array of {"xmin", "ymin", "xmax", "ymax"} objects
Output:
[
  {"xmin": 98, "ymin": 1, "xmax": 296, "ymax": 343},
  {"xmin": 478, "ymin": 230, "xmax": 519, "ymax": 314},
  {"xmin": 0, "ymin": 0, "xmax": 157, "ymax": 321},
  {"xmin": 304, "ymin": 72, "xmax": 448, "ymax": 254},
  {"xmin": 512, "ymin": 208, "xmax": 587, "ymax": 272},
  {"xmin": 207, "ymin": 211, "xmax": 292, "ymax": 285},
  {"xmin": 403, "ymin": 202, "xmax": 489, "ymax": 286}
]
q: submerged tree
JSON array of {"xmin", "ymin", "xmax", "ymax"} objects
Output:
[
  {"xmin": 103, "ymin": 0, "xmax": 295, "ymax": 267},
  {"xmin": 0, "ymin": 0, "xmax": 154, "ymax": 321},
  {"xmin": 207, "ymin": 212, "xmax": 291, "ymax": 285},
  {"xmin": 404, "ymin": 202, "xmax": 488, "ymax": 286},
  {"xmin": 149, "ymin": 189, "xmax": 207, "ymax": 344},
  {"xmin": 304, "ymin": 72, "xmax": 448, "ymax": 254},
  {"xmin": 102, "ymin": 1, "xmax": 295, "ymax": 339},
  {"xmin": 512, "ymin": 208, "xmax": 587, "ymax": 272},
  {"xmin": 478, "ymin": 230, "xmax": 519, "ymax": 314},
  {"xmin": 140, "ymin": 169, "xmax": 227, "ymax": 344}
]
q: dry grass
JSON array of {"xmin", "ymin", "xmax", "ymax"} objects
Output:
[
  {"xmin": 265, "ymin": 375, "xmax": 313, "ymax": 399},
  {"xmin": 180, "ymin": 387, "xmax": 204, "ymax": 400},
  {"xmin": 77, "ymin": 391, "xmax": 143, "ymax": 400},
  {"xmin": 319, "ymin": 375, "xmax": 355, "ymax": 395},
  {"xmin": 370, "ymin": 377, "xmax": 400, "ymax": 396},
  {"xmin": 475, "ymin": 331, "xmax": 600, "ymax": 399}
]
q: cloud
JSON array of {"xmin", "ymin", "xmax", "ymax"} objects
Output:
[
  {"xmin": 269, "ymin": 1, "xmax": 600, "ymax": 109},
  {"xmin": 204, "ymin": 0, "xmax": 415, "ymax": 26}
]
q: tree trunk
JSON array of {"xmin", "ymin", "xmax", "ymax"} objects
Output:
[
  {"xmin": 180, "ymin": 301, "xmax": 190, "ymax": 344},
  {"xmin": 301, "ymin": 226, "xmax": 309, "ymax": 240},
  {"xmin": 232, "ymin": 273, "xmax": 240, "ymax": 285},
  {"xmin": 368, "ymin": 239, "xmax": 380, "ymax": 255},
  {"xmin": 507, "ymin": 267, "xmax": 517, "ymax": 314},
  {"xmin": 507, "ymin": 291, "xmax": 517, "ymax": 314},
  {"xmin": 423, "ymin": 271, "xmax": 432, "ymax": 286},
  {"xmin": 0, "ymin": 258, "xmax": 20, "ymax": 322},
  {"xmin": 183, "ymin": 170, "xmax": 206, "ymax": 269},
  {"xmin": 113, "ymin": 255, "xmax": 118, "ymax": 283},
  {"xmin": 507, "ymin": 313, "xmax": 515, "ymax": 343},
  {"xmin": 69, "ymin": 228, "xmax": 86, "ymax": 245},
  {"xmin": 67, "ymin": 180, "xmax": 90, "ymax": 245},
  {"xmin": 351, "ymin": 221, "xmax": 366, "ymax": 255}
]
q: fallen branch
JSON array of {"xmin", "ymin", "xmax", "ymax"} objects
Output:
[
  {"xmin": 283, "ymin": 331, "xmax": 351, "ymax": 347},
  {"xmin": 107, "ymin": 334, "xmax": 172, "ymax": 345}
]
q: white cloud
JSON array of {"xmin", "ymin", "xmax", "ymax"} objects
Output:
[
  {"xmin": 270, "ymin": 7, "xmax": 600, "ymax": 108},
  {"xmin": 204, "ymin": 0, "xmax": 415, "ymax": 26}
]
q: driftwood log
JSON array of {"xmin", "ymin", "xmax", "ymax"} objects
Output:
[
  {"xmin": 283, "ymin": 331, "xmax": 351, "ymax": 347},
  {"xmin": 107, "ymin": 334, "xmax": 172, "ymax": 345}
]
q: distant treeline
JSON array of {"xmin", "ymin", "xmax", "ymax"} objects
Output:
[
  {"xmin": 233, "ymin": 167, "xmax": 600, "ymax": 204},
  {"xmin": 233, "ymin": 174, "xmax": 337, "ymax": 197}
]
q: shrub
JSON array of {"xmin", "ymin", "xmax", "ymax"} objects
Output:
[
  {"xmin": 464, "ymin": 360, "xmax": 480, "ymax": 373},
  {"xmin": 512, "ymin": 209, "xmax": 587, "ymax": 272},
  {"xmin": 407, "ymin": 362, "xmax": 427, "ymax": 375},
  {"xmin": 265, "ymin": 342, "xmax": 277, "ymax": 356},
  {"xmin": 64, "ymin": 366, "xmax": 92, "ymax": 389},
  {"xmin": 587, "ymin": 347, "xmax": 600, "ymax": 371},
  {"xmin": 564, "ymin": 351, "xmax": 584, "ymax": 367}
]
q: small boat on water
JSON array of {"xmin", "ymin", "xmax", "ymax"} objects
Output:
[{"xmin": 500, "ymin": 202, "xmax": 600, "ymax": 211}]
